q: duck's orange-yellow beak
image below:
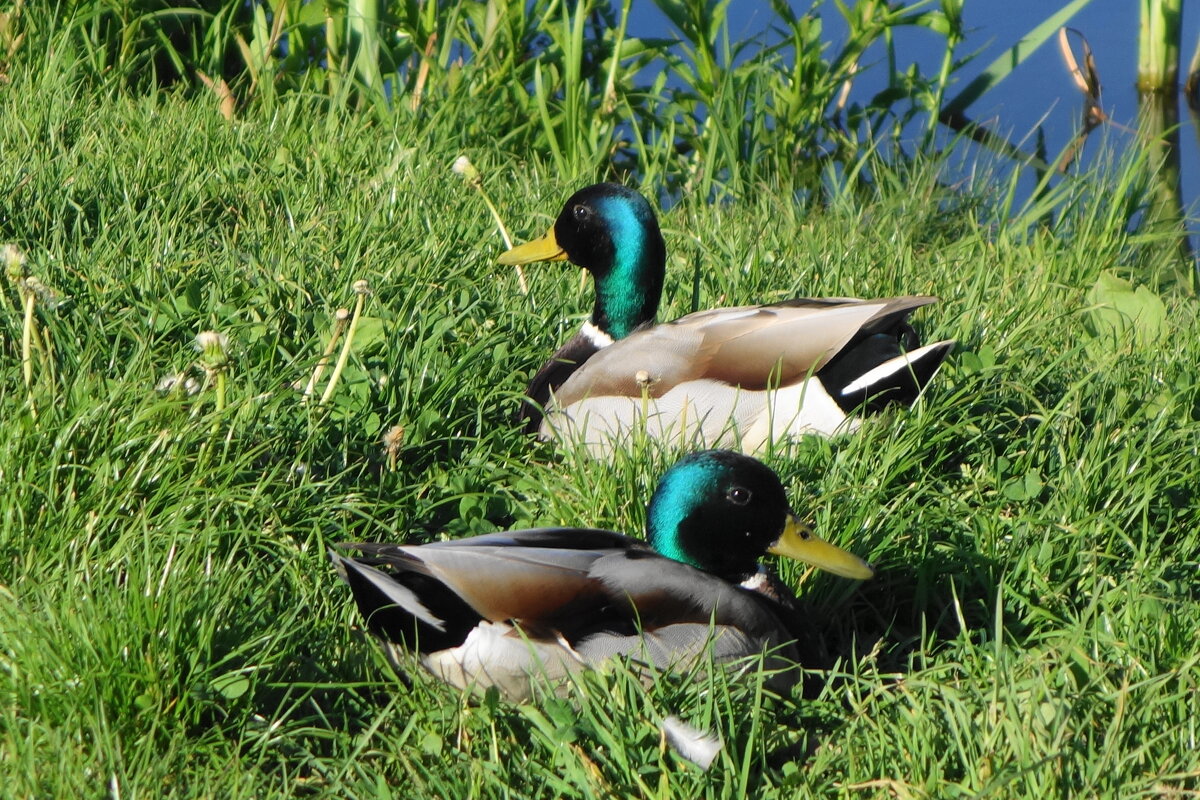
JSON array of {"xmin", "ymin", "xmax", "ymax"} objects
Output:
[
  {"xmin": 768, "ymin": 514, "xmax": 874, "ymax": 580},
  {"xmin": 497, "ymin": 227, "xmax": 568, "ymax": 265}
]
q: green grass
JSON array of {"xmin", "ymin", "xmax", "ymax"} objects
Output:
[{"xmin": 2, "ymin": 62, "xmax": 1199, "ymax": 798}]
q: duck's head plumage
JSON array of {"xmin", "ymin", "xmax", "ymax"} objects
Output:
[
  {"xmin": 501, "ymin": 183, "xmax": 665, "ymax": 339},
  {"xmin": 648, "ymin": 450, "xmax": 874, "ymax": 583},
  {"xmin": 647, "ymin": 450, "xmax": 791, "ymax": 580}
]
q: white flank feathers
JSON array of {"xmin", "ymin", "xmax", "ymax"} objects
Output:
[
  {"xmin": 421, "ymin": 622, "xmax": 586, "ymax": 702},
  {"xmin": 546, "ymin": 377, "xmax": 858, "ymax": 456}
]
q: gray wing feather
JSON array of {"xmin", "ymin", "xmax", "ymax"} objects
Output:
[{"xmin": 553, "ymin": 298, "xmax": 936, "ymax": 405}]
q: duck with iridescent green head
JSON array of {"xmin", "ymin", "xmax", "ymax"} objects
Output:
[
  {"xmin": 333, "ymin": 449, "xmax": 873, "ymax": 700},
  {"xmin": 499, "ymin": 183, "xmax": 954, "ymax": 456}
]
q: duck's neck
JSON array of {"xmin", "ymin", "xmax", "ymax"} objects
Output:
[{"xmin": 589, "ymin": 205, "xmax": 665, "ymax": 341}]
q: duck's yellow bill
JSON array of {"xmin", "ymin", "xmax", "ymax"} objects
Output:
[
  {"xmin": 768, "ymin": 515, "xmax": 874, "ymax": 580},
  {"xmin": 498, "ymin": 227, "xmax": 568, "ymax": 265}
]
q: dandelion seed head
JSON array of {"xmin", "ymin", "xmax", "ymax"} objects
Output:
[
  {"xmin": 382, "ymin": 424, "xmax": 405, "ymax": 455},
  {"xmin": 451, "ymin": 155, "xmax": 480, "ymax": 183},
  {"xmin": 194, "ymin": 330, "xmax": 229, "ymax": 353},
  {"xmin": 2, "ymin": 244, "xmax": 25, "ymax": 279},
  {"xmin": 156, "ymin": 372, "xmax": 201, "ymax": 396},
  {"xmin": 195, "ymin": 330, "xmax": 230, "ymax": 371},
  {"xmin": 22, "ymin": 276, "xmax": 68, "ymax": 310}
]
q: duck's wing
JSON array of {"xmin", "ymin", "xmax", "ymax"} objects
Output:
[
  {"xmin": 336, "ymin": 528, "xmax": 642, "ymax": 645},
  {"xmin": 577, "ymin": 552, "xmax": 801, "ymax": 683},
  {"xmin": 587, "ymin": 549, "xmax": 792, "ymax": 637},
  {"xmin": 336, "ymin": 527, "xmax": 789, "ymax": 643},
  {"xmin": 551, "ymin": 297, "xmax": 938, "ymax": 405}
]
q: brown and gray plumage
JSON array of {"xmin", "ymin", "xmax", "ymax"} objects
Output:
[
  {"xmin": 333, "ymin": 450, "xmax": 874, "ymax": 701},
  {"xmin": 498, "ymin": 184, "xmax": 954, "ymax": 456}
]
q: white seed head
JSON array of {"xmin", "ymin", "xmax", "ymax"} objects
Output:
[
  {"xmin": 195, "ymin": 331, "xmax": 230, "ymax": 370},
  {"xmin": 452, "ymin": 155, "xmax": 480, "ymax": 182},
  {"xmin": 2, "ymin": 244, "xmax": 25, "ymax": 279},
  {"xmin": 26, "ymin": 277, "xmax": 67, "ymax": 310},
  {"xmin": 156, "ymin": 372, "xmax": 201, "ymax": 396},
  {"xmin": 353, "ymin": 279, "xmax": 371, "ymax": 296},
  {"xmin": 194, "ymin": 330, "xmax": 229, "ymax": 354},
  {"xmin": 335, "ymin": 308, "xmax": 351, "ymax": 321},
  {"xmin": 382, "ymin": 424, "xmax": 405, "ymax": 454}
]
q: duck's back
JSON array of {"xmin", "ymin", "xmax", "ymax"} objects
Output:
[{"xmin": 534, "ymin": 297, "xmax": 951, "ymax": 453}]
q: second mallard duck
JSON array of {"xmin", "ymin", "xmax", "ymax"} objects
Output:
[
  {"xmin": 499, "ymin": 183, "xmax": 954, "ymax": 455},
  {"xmin": 333, "ymin": 449, "xmax": 873, "ymax": 701}
]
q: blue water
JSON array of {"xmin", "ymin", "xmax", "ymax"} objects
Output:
[{"xmin": 627, "ymin": 0, "xmax": 1200, "ymax": 229}]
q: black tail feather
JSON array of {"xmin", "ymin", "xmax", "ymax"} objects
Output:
[
  {"xmin": 821, "ymin": 337, "xmax": 954, "ymax": 414},
  {"xmin": 333, "ymin": 552, "xmax": 482, "ymax": 653}
]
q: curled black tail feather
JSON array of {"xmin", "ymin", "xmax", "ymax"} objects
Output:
[
  {"xmin": 822, "ymin": 338, "xmax": 954, "ymax": 414},
  {"xmin": 333, "ymin": 551, "xmax": 482, "ymax": 653}
]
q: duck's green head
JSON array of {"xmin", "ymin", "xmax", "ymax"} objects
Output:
[
  {"xmin": 646, "ymin": 450, "xmax": 875, "ymax": 583},
  {"xmin": 498, "ymin": 183, "xmax": 666, "ymax": 340}
]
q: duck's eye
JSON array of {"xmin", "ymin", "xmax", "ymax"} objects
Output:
[
  {"xmin": 727, "ymin": 486, "xmax": 751, "ymax": 506},
  {"xmin": 572, "ymin": 204, "xmax": 592, "ymax": 222}
]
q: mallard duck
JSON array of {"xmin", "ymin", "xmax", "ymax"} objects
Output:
[
  {"xmin": 498, "ymin": 183, "xmax": 954, "ymax": 455},
  {"xmin": 333, "ymin": 449, "xmax": 873, "ymax": 701}
]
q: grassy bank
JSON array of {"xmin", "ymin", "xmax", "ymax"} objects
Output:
[{"xmin": 2, "ymin": 37, "xmax": 1199, "ymax": 800}]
